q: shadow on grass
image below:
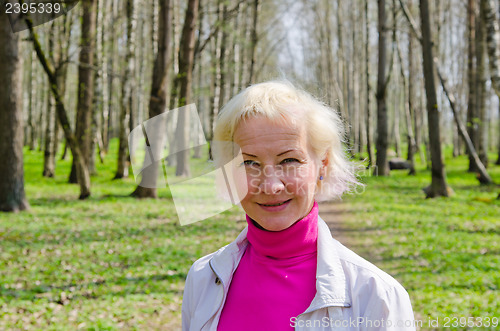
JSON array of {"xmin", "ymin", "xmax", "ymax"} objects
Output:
[
  {"xmin": 29, "ymin": 194, "xmax": 173, "ymax": 206},
  {"xmin": 0, "ymin": 272, "xmax": 187, "ymax": 303},
  {"xmin": 1, "ymin": 222, "xmax": 184, "ymax": 248}
]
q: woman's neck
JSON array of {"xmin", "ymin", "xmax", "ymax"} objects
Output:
[{"xmin": 245, "ymin": 201, "xmax": 319, "ymax": 259}]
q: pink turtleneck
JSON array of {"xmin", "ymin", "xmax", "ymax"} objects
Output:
[{"xmin": 217, "ymin": 202, "xmax": 319, "ymax": 330}]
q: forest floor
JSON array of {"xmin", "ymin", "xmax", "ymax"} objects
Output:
[
  {"xmin": 1, "ymin": 141, "xmax": 499, "ymax": 330},
  {"xmin": 318, "ymin": 200, "xmax": 352, "ymax": 247}
]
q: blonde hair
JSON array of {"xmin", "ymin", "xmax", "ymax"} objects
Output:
[{"xmin": 213, "ymin": 80, "xmax": 361, "ymax": 201}]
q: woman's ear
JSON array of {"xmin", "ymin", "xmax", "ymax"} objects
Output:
[{"xmin": 321, "ymin": 152, "xmax": 329, "ymax": 168}]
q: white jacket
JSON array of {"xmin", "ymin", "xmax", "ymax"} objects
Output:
[{"xmin": 182, "ymin": 217, "xmax": 416, "ymax": 330}]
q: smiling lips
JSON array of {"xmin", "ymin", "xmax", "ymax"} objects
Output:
[{"xmin": 258, "ymin": 199, "xmax": 291, "ymax": 207}]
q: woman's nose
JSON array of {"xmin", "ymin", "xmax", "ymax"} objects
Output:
[{"xmin": 259, "ymin": 166, "xmax": 285, "ymax": 194}]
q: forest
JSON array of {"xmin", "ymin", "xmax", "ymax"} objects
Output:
[{"xmin": 0, "ymin": 0, "xmax": 499, "ymax": 329}]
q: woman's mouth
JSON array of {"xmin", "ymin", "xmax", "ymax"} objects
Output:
[{"xmin": 257, "ymin": 199, "xmax": 291, "ymax": 211}]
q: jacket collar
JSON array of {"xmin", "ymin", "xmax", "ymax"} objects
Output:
[
  {"xmin": 209, "ymin": 216, "xmax": 351, "ymax": 310},
  {"xmin": 305, "ymin": 216, "xmax": 351, "ymax": 312}
]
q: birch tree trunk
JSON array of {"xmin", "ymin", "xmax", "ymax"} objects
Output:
[
  {"xmin": 131, "ymin": 0, "xmax": 171, "ymax": 198},
  {"xmin": 247, "ymin": 0, "xmax": 259, "ymax": 85},
  {"xmin": 28, "ymin": 50, "xmax": 37, "ymax": 151},
  {"xmin": 419, "ymin": 0, "xmax": 450, "ymax": 197},
  {"xmin": 476, "ymin": 2, "xmax": 489, "ymax": 167},
  {"xmin": 69, "ymin": 0, "xmax": 97, "ymax": 183},
  {"xmin": 365, "ymin": 0, "xmax": 374, "ymax": 168},
  {"xmin": 0, "ymin": 13, "xmax": 29, "ymax": 212},
  {"xmin": 397, "ymin": 42, "xmax": 416, "ymax": 175},
  {"xmin": 466, "ymin": 0, "xmax": 479, "ymax": 172},
  {"xmin": 43, "ymin": 23, "xmax": 56, "ymax": 177},
  {"xmin": 175, "ymin": 0, "xmax": 199, "ymax": 177},
  {"xmin": 375, "ymin": 0, "xmax": 390, "ymax": 176},
  {"xmin": 481, "ymin": 0, "xmax": 500, "ymax": 96},
  {"xmin": 115, "ymin": 0, "xmax": 136, "ymax": 179}
]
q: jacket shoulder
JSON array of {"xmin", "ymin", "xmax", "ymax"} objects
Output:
[{"xmin": 334, "ymin": 239, "xmax": 406, "ymax": 291}]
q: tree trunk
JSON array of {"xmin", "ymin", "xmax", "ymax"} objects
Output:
[
  {"xmin": 115, "ymin": 0, "xmax": 136, "ymax": 179},
  {"xmin": 365, "ymin": 0, "xmax": 374, "ymax": 168},
  {"xmin": 175, "ymin": 0, "xmax": 199, "ymax": 177},
  {"xmin": 43, "ymin": 84, "xmax": 56, "ymax": 177},
  {"xmin": 131, "ymin": 0, "xmax": 171, "ymax": 198},
  {"xmin": 396, "ymin": 41, "xmax": 416, "ymax": 175},
  {"xmin": 28, "ymin": 50, "xmax": 37, "ymax": 151},
  {"xmin": 38, "ymin": 79, "xmax": 46, "ymax": 152},
  {"xmin": 53, "ymin": 13, "xmax": 73, "ymax": 165},
  {"xmin": 247, "ymin": 0, "xmax": 259, "ymax": 85},
  {"xmin": 69, "ymin": 0, "xmax": 97, "ymax": 183},
  {"xmin": 103, "ymin": 0, "xmax": 118, "ymax": 153},
  {"xmin": 231, "ymin": 0, "xmax": 241, "ymax": 96},
  {"xmin": 419, "ymin": 0, "xmax": 450, "ymax": 197},
  {"xmin": 497, "ymin": 101, "xmax": 500, "ymax": 165},
  {"xmin": 375, "ymin": 0, "xmax": 390, "ymax": 176},
  {"xmin": 481, "ymin": 0, "xmax": 500, "ymax": 97},
  {"xmin": 43, "ymin": 23, "xmax": 58, "ymax": 178},
  {"xmin": 26, "ymin": 19, "xmax": 91, "ymax": 199},
  {"xmin": 0, "ymin": 13, "xmax": 29, "ymax": 212},
  {"xmin": 466, "ymin": 0, "xmax": 479, "ymax": 172},
  {"xmin": 436, "ymin": 69, "xmax": 494, "ymax": 185},
  {"xmin": 218, "ymin": 0, "xmax": 228, "ymax": 112},
  {"xmin": 407, "ymin": 1, "xmax": 418, "ymax": 173},
  {"xmin": 476, "ymin": 2, "xmax": 488, "ymax": 167}
]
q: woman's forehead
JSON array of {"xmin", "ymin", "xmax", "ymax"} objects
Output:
[
  {"xmin": 234, "ymin": 116, "xmax": 308, "ymax": 152},
  {"xmin": 235, "ymin": 116, "xmax": 303, "ymax": 137}
]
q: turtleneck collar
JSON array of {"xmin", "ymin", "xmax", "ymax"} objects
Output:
[{"xmin": 245, "ymin": 201, "xmax": 318, "ymax": 259}]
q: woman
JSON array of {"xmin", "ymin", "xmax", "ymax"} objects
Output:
[{"xmin": 182, "ymin": 81, "xmax": 415, "ymax": 330}]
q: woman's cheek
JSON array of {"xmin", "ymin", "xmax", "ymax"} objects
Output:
[{"xmin": 247, "ymin": 177, "xmax": 261, "ymax": 195}]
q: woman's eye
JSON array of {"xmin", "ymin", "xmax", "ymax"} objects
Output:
[
  {"xmin": 281, "ymin": 158, "xmax": 299, "ymax": 164},
  {"xmin": 242, "ymin": 160, "xmax": 258, "ymax": 166}
]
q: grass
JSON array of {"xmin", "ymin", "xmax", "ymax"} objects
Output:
[
  {"xmin": 1, "ymin": 140, "xmax": 245, "ymax": 330},
  {"xmin": 341, "ymin": 148, "xmax": 500, "ymax": 329},
  {"xmin": 1, "ymin": 141, "xmax": 499, "ymax": 330}
]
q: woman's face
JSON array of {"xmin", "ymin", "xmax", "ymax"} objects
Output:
[{"xmin": 233, "ymin": 116, "xmax": 324, "ymax": 231}]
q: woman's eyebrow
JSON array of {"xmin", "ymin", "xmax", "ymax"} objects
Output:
[
  {"xmin": 242, "ymin": 152, "xmax": 257, "ymax": 157},
  {"xmin": 277, "ymin": 149, "xmax": 299, "ymax": 156}
]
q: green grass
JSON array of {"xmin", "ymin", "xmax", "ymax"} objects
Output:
[
  {"xmin": 342, "ymin": 147, "xmax": 500, "ymax": 329},
  {"xmin": 1, "ymin": 140, "xmax": 245, "ymax": 330},
  {"xmin": 1, "ymin": 142, "xmax": 499, "ymax": 330}
]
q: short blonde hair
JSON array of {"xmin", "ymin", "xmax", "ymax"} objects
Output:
[{"xmin": 213, "ymin": 80, "xmax": 361, "ymax": 201}]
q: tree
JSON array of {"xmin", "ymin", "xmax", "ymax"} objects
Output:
[
  {"xmin": 479, "ymin": 0, "xmax": 500, "ymax": 165},
  {"xmin": 375, "ymin": 0, "xmax": 390, "ymax": 176},
  {"xmin": 175, "ymin": 0, "xmax": 199, "ymax": 177},
  {"xmin": 247, "ymin": 0, "xmax": 259, "ymax": 85},
  {"xmin": 475, "ymin": 0, "xmax": 488, "ymax": 167},
  {"xmin": 43, "ymin": 16, "xmax": 72, "ymax": 177},
  {"xmin": 131, "ymin": 0, "xmax": 171, "ymax": 198},
  {"xmin": 481, "ymin": 0, "xmax": 500, "ymax": 96},
  {"xmin": 396, "ymin": 41, "xmax": 416, "ymax": 175},
  {"xmin": 399, "ymin": 0, "xmax": 493, "ymax": 185},
  {"xmin": 0, "ymin": 13, "xmax": 29, "ymax": 212},
  {"xmin": 365, "ymin": 0, "xmax": 374, "ymax": 168},
  {"xmin": 69, "ymin": 0, "xmax": 97, "ymax": 183},
  {"xmin": 407, "ymin": 0, "xmax": 419, "ymax": 172},
  {"xmin": 26, "ymin": 19, "xmax": 91, "ymax": 199},
  {"xmin": 466, "ymin": 0, "xmax": 481, "ymax": 172},
  {"xmin": 419, "ymin": 0, "xmax": 450, "ymax": 197},
  {"xmin": 115, "ymin": 0, "xmax": 137, "ymax": 179}
]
